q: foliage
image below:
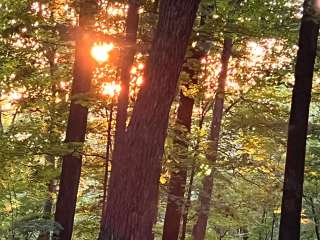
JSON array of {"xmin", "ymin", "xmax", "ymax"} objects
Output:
[{"xmin": 0, "ymin": 0, "xmax": 319, "ymax": 239}]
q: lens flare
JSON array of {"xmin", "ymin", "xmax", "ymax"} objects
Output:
[
  {"xmin": 102, "ymin": 81, "xmax": 121, "ymax": 97},
  {"xmin": 136, "ymin": 76, "xmax": 143, "ymax": 86},
  {"xmin": 91, "ymin": 43, "xmax": 114, "ymax": 63},
  {"xmin": 247, "ymin": 41, "xmax": 265, "ymax": 58}
]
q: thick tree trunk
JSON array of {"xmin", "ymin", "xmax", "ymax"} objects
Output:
[
  {"xmin": 192, "ymin": 38, "xmax": 233, "ymax": 240},
  {"xmin": 54, "ymin": 1, "xmax": 97, "ymax": 240},
  {"xmin": 102, "ymin": 1, "xmax": 201, "ymax": 239},
  {"xmin": 278, "ymin": 3, "xmax": 320, "ymax": 240}
]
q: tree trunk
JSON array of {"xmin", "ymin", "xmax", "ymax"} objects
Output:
[
  {"xmin": 162, "ymin": 7, "xmax": 215, "ymax": 238},
  {"xmin": 180, "ymin": 108, "xmax": 207, "ymax": 240},
  {"xmin": 278, "ymin": 2, "xmax": 320, "ymax": 240},
  {"xmin": 99, "ymin": 1, "xmax": 140, "ymax": 237},
  {"xmin": 100, "ymin": 103, "xmax": 114, "ymax": 233},
  {"xmin": 162, "ymin": 90, "xmax": 194, "ymax": 240},
  {"xmin": 54, "ymin": 1, "xmax": 97, "ymax": 240},
  {"xmin": 37, "ymin": 44, "xmax": 60, "ymax": 240},
  {"xmin": 192, "ymin": 38, "xmax": 233, "ymax": 240},
  {"xmin": 113, "ymin": 0, "xmax": 139, "ymax": 148},
  {"xmin": 270, "ymin": 212, "xmax": 276, "ymax": 240},
  {"xmin": 309, "ymin": 197, "xmax": 320, "ymax": 240},
  {"xmin": 180, "ymin": 163, "xmax": 195, "ymax": 240},
  {"xmin": 259, "ymin": 210, "xmax": 266, "ymax": 240},
  {"xmin": 102, "ymin": 0, "xmax": 201, "ymax": 239},
  {"xmin": 240, "ymin": 228, "xmax": 249, "ymax": 240},
  {"xmin": 162, "ymin": 49, "xmax": 203, "ymax": 240},
  {"xmin": 38, "ymin": 156, "xmax": 55, "ymax": 240}
]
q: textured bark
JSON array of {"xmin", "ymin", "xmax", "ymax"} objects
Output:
[
  {"xmin": 162, "ymin": 8, "xmax": 214, "ymax": 238},
  {"xmin": 100, "ymin": 103, "xmax": 114, "ymax": 235},
  {"xmin": 162, "ymin": 72, "xmax": 195, "ymax": 240},
  {"xmin": 102, "ymin": 1, "xmax": 201, "ymax": 239},
  {"xmin": 278, "ymin": 4, "xmax": 319, "ymax": 240},
  {"xmin": 99, "ymin": 2, "xmax": 140, "ymax": 236},
  {"xmin": 114, "ymin": 0, "xmax": 139, "ymax": 148},
  {"xmin": 192, "ymin": 38, "xmax": 233, "ymax": 240},
  {"xmin": 54, "ymin": 1, "xmax": 97, "ymax": 240}
]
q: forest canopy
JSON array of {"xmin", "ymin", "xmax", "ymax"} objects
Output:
[{"xmin": 0, "ymin": 0, "xmax": 319, "ymax": 240}]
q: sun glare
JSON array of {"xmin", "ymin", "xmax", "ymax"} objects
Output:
[
  {"xmin": 102, "ymin": 81, "xmax": 121, "ymax": 97},
  {"xmin": 91, "ymin": 43, "xmax": 114, "ymax": 63},
  {"xmin": 136, "ymin": 76, "xmax": 143, "ymax": 86},
  {"xmin": 316, "ymin": 0, "xmax": 320, "ymax": 11},
  {"xmin": 10, "ymin": 92, "xmax": 23, "ymax": 100},
  {"xmin": 247, "ymin": 41, "xmax": 265, "ymax": 58}
]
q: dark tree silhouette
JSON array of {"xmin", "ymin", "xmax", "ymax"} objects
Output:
[
  {"xmin": 102, "ymin": 0, "xmax": 201, "ymax": 239},
  {"xmin": 193, "ymin": 38, "xmax": 233, "ymax": 240},
  {"xmin": 113, "ymin": 0, "xmax": 140, "ymax": 147},
  {"xmin": 161, "ymin": 86, "xmax": 195, "ymax": 240},
  {"xmin": 162, "ymin": 8, "xmax": 215, "ymax": 239},
  {"xmin": 99, "ymin": 0, "xmax": 140, "ymax": 236},
  {"xmin": 162, "ymin": 39, "xmax": 209, "ymax": 240},
  {"xmin": 279, "ymin": 1, "xmax": 320, "ymax": 239},
  {"xmin": 54, "ymin": 1, "xmax": 97, "ymax": 239}
]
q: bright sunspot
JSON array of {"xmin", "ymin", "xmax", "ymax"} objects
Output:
[
  {"xmin": 91, "ymin": 43, "xmax": 114, "ymax": 63},
  {"xmin": 102, "ymin": 81, "xmax": 121, "ymax": 97},
  {"xmin": 247, "ymin": 41, "xmax": 265, "ymax": 58}
]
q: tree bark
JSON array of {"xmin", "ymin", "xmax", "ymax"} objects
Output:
[
  {"xmin": 99, "ymin": 1, "xmax": 140, "ymax": 237},
  {"xmin": 162, "ymin": 7, "xmax": 215, "ymax": 238},
  {"xmin": 54, "ymin": 1, "xmax": 97, "ymax": 240},
  {"xmin": 180, "ymin": 163, "xmax": 195, "ymax": 240},
  {"xmin": 102, "ymin": 0, "xmax": 201, "ymax": 239},
  {"xmin": 162, "ymin": 49, "xmax": 202, "ymax": 240},
  {"xmin": 180, "ymin": 107, "xmax": 207, "ymax": 240},
  {"xmin": 113, "ymin": 0, "xmax": 139, "ymax": 148},
  {"xmin": 270, "ymin": 212, "xmax": 276, "ymax": 240},
  {"xmin": 99, "ymin": 103, "xmax": 114, "ymax": 234},
  {"xmin": 278, "ymin": 2, "xmax": 320, "ymax": 240},
  {"xmin": 192, "ymin": 38, "xmax": 233, "ymax": 240},
  {"xmin": 162, "ymin": 91, "xmax": 194, "ymax": 240}
]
